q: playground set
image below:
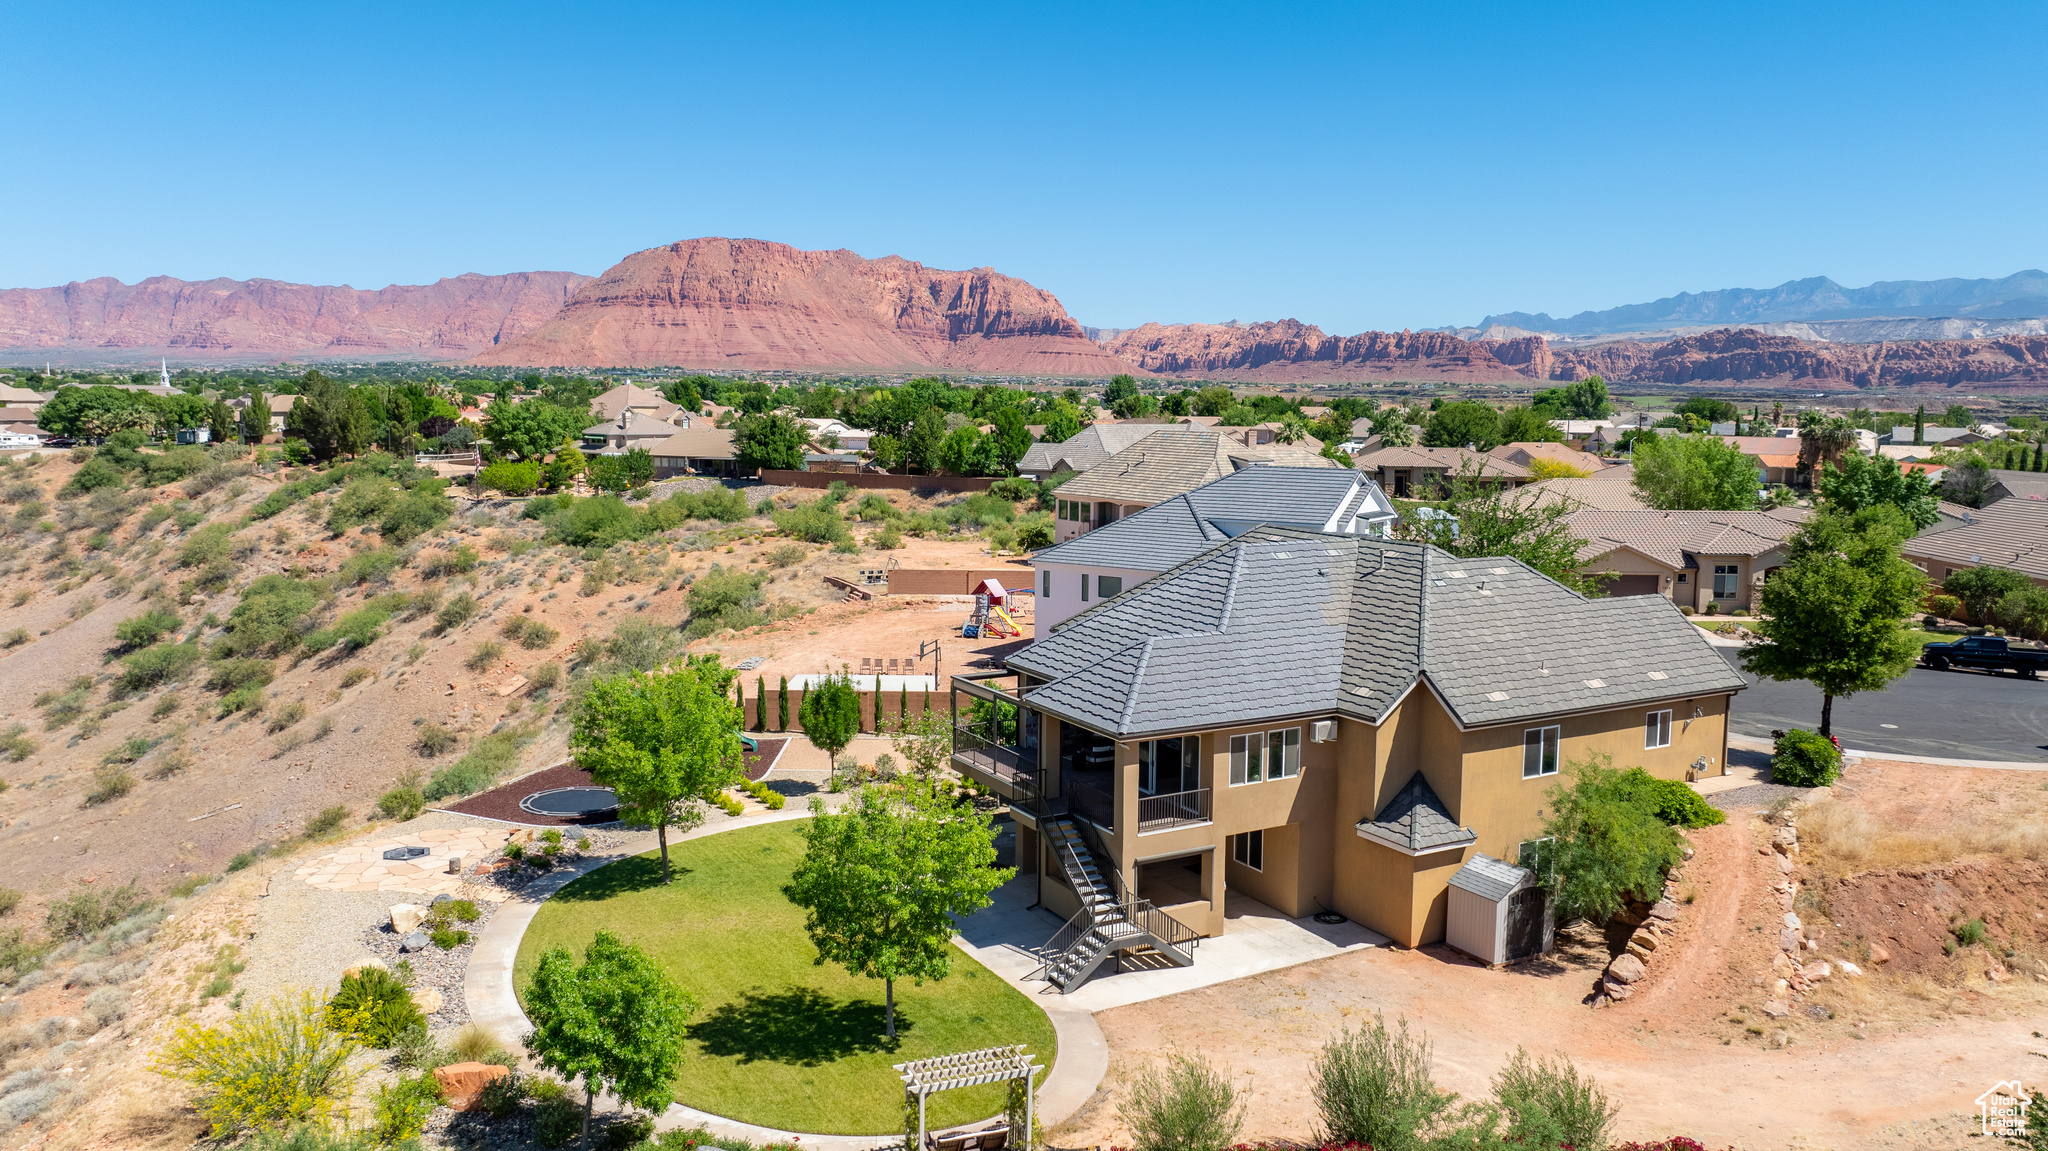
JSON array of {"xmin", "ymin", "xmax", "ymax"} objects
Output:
[{"xmin": 961, "ymin": 578, "xmax": 1026, "ymax": 639}]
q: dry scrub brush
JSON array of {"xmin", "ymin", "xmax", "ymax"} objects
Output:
[{"xmin": 1797, "ymin": 793, "xmax": 2048, "ymax": 877}]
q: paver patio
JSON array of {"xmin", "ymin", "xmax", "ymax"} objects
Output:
[{"xmin": 292, "ymin": 825, "xmax": 513, "ymax": 899}]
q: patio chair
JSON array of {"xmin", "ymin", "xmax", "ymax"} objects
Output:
[
  {"xmin": 887, "ymin": 658, "xmax": 900, "ymax": 672},
  {"xmin": 927, "ymin": 1124, "xmax": 1008, "ymax": 1151},
  {"xmin": 860, "ymin": 657, "xmax": 873, "ymax": 672}
]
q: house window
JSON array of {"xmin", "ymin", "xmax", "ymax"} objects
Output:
[
  {"xmin": 1676, "ymin": 572, "xmax": 1688, "ymax": 584},
  {"xmin": 1645, "ymin": 709, "xmax": 1672, "ymax": 750},
  {"xmin": 1517, "ymin": 837, "xmax": 1555, "ymax": 875},
  {"xmin": 1080, "ymin": 574, "xmax": 1090, "ymax": 602},
  {"xmin": 1041, "ymin": 569, "xmax": 1052, "ymax": 597},
  {"xmin": 1267, "ymin": 728, "xmax": 1300, "ymax": 778},
  {"xmin": 1713, "ymin": 565, "xmax": 1739, "ymax": 598},
  {"xmin": 1229, "ymin": 729, "xmax": 1298, "ymax": 784},
  {"xmin": 1138, "ymin": 736, "xmax": 1197, "ymax": 795},
  {"xmin": 1231, "ymin": 829, "xmax": 1264, "ymax": 871},
  {"xmin": 1056, "ymin": 499, "xmax": 1067, "ymax": 520},
  {"xmin": 1229, "ymin": 734, "xmax": 1260, "ymax": 785},
  {"xmin": 1522, "ymin": 726, "xmax": 1560, "ymax": 778},
  {"xmin": 1098, "ymin": 576, "xmax": 1123, "ymax": 598}
]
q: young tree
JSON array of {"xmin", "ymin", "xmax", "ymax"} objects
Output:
[
  {"xmin": 524, "ymin": 931, "xmax": 695, "ymax": 1149},
  {"xmin": 1743, "ymin": 506, "xmax": 1926, "ymax": 737},
  {"xmin": 1540, "ymin": 753, "xmax": 1685, "ymax": 923},
  {"xmin": 484, "ymin": 396, "xmax": 587, "ymax": 462},
  {"xmin": 1396, "ymin": 464, "xmax": 1609, "ymax": 597},
  {"xmin": 733, "ymin": 413, "xmax": 811, "ymax": 472},
  {"xmin": 892, "ymin": 705, "xmax": 954, "ymax": 779},
  {"xmin": 572, "ymin": 661, "xmax": 744, "ymax": 883},
  {"xmin": 782, "ymin": 781, "xmax": 1013, "ymax": 1038},
  {"xmin": 989, "ymin": 407, "xmax": 1033, "ymax": 474},
  {"xmin": 1630, "ymin": 432, "xmax": 1759, "ymax": 511},
  {"xmin": 1421, "ymin": 401, "xmax": 1500, "ymax": 450},
  {"xmin": 1816, "ymin": 452, "xmax": 1939, "ymax": 528},
  {"xmin": 243, "ymin": 384, "xmax": 270, "ymax": 443},
  {"xmin": 1913, "ymin": 403, "xmax": 1926, "ymax": 445},
  {"xmin": 797, "ymin": 667, "xmax": 862, "ymax": 762},
  {"xmin": 206, "ymin": 399, "xmax": 238, "ymax": 445}
]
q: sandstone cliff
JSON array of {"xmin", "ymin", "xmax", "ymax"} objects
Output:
[
  {"xmin": 472, "ymin": 238, "xmax": 1131, "ymax": 374},
  {"xmin": 0, "ymin": 271, "xmax": 593, "ymax": 361}
]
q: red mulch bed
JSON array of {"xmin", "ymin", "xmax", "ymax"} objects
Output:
[{"xmin": 441, "ymin": 739, "xmax": 790, "ymax": 826}]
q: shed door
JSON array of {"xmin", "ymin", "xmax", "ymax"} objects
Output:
[
  {"xmin": 1606, "ymin": 574, "xmax": 1661, "ymax": 598},
  {"xmin": 1504, "ymin": 887, "xmax": 1548, "ymax": 961}
]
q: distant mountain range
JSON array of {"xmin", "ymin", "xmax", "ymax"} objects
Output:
[{"xmin": 1471, "ymin": 271, "xmax": 2048, "ymax": 338}]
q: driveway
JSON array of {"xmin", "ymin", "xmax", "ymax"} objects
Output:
[{"xmin": 1720, "ymin": 648, "xmax": 2048, "ymax": 761}]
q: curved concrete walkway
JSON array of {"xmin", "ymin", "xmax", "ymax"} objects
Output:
[{"xmin": 462, "ymin": 807, "xmax": 1104, "ymax": 1151}]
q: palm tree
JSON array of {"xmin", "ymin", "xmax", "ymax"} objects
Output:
[{"xmin": 1797, "ymin": 414, "xmax": 1857, "ymax": 478}]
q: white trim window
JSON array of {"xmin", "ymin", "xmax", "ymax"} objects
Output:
[
  {"xmin": 1098, "ymin": 575, "xmax": 1123, "ymax": 598},
  {"xmin": 1041, "ymin": 569, "xmax": 1051, "ymax": 597},
  {"xmin": 1229, "ymin": 733, "xmax": 1260, "ymax": 785},
  {"xmin": 1517, "ymin": 836, "xmax": 1555, "ymax": 875},
  {"xmin": 1229, "ymin": 729, "xmax": 1300, "ymax": 784},
  {"xmin": 1231, "ymin": 829, "xmax": 1264, "ymax": 871},
  {"xmin": 1644, "ymin": 709, "xmax": 1673, "ymax": 750},
  {"xmin": 1267, "ymin": 727, "xmax": 1300, "ymax": 778},
  {"xmin": 1522, "ymin": 725, "xmax": 1560, "ymax": 779}
]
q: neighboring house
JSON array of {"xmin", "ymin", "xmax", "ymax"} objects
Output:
[
  {"xmin": 591, "ymin": 383, "xmax": 684, "ymax": 425},
  {"xmin": 647, "ymin": 428, "xmax": 740, "ymax": 478},
  {"xmin": 1549, "ymin": 419, "xmax": 1616, "ymax": 441},
  {"xmin": 1031, "ymin": 467, "xmax": 1397, "ymax": 634},
  {"xmin": 267, "ymin": 394, "xmax": 298, "ymax": 434},
  {"xmin": 1718, "ymin": 436, "xmax": 1803, "ymax": 486},
  {"xmin": 948, "ymin": 526, "xmax": 1741, "ymax": 955},
  {"xmin": 1902, "ymin": 495, "xmax": 2048, "ymax": 586},
  {"xmin": 582, "ymin": 409, "xmax": 684, "ymax": 456},
  {"xmin": 0, "ymin": 385, "xmax": 47, "ymax": 409},
  {"xmin": 1017, "ymin": 424, "xmax": 1173, "ymax": 481},
  {"xmin": 1565, "ymin": 508, "xmax": 1809, "ymax": 611},
  {"xmin": 1882, "ymin": 425, "xmax": 1984, "ymax": 448},
  {"xmin": 0, "ymin": 407, "xmax": 43, "ymax": 437},
  {"xmin": 1050, "ymin": 426, "xmax": 1340, "ymax": 542},
  {"xmin": 1988, "ymin": 468, "xmax": 2048, "ymax": 504},
  {"xmin": 1489, "ymin": 441, "xmax": 1609, "ymax": 476},
  {"xmin": 1353, "ymin": 445, "xmax": 1531, "ymax": 498},
  {"xmin": 1521, "ymin": 476, "xmax": 1650, "ymax": 512},
  {"xmin": 803, "ymin": 451, "xmax": 864, "ymax": 472},
  {"xmin": 800, "ymin": 417, "xmax": 871, "ymax": 451}
]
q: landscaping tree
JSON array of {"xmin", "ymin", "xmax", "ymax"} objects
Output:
[
  {"xmin": 1943, "ymin": 565, "xmax": 2034, "ymax": 625},
  {"xmin": 733, "ymin": 412, "xmax": 810, "ymax": 472},
  {"xmin": 1941, "ymin": 457, "xmax": 1993, "ymax": 508},
  {"xmin": 797, "ymin": 666, "xmax": 862, "ymax": 763},
  {"xmin": 1539, "ymin": 753, "xmax": 1686, "ymax": 924},
  {"xmin": 1038, "ymin": 398, "xmax": 1083, "ymax": 445},
  {"xmin": 523, "ymin": 931, "xmax": 695, "ymax": 1149},
  {"xmin": 1743, "ymin": 505, "xmax": 1925, "ymax": 737},
  {"xmin": 1396, "ymin": 463, "xmax": 1609, "ymax": 596},
  {"xmin": 283, "ymin": 371, "xmax": 371, "ymax": 461},
  {"xmin": 243, "ymin": 385, "xmax": 270, "ymax": 443},
  {"xmin": 1530, "ymin": 376, "xmax": 1613, "ymax": 420},
  {"xmin": 1493, "ymin": 405, "xmax": 1562, "ymax": 444},
  {"xmin": 1816, "ymin": 452, "xmax": 1939, "ymax": 529},
  {"xmin": 782, "ymin": 781, "xmax": 1013, "ymax": 1038},
  {"xmin": 1913, "ymin": 404, "xmax": 1926, "ymax": 445},
  {"xmin": 1118, "ymin": 1052, "xmax": 1244, "ymax": 1151},
  {"xmin": 1630, "ymin": 431, "xmax": 1759, "ymax": 511},
  {"xmin": 573, "ymin": 661, "xmax": 744, "ymax": 884},
  {"xmin": 1421, "ymin": 400, "xmax": 1500, "ymax": 450},
  {"xmin": 893, "ymin": 705, "xmax": 954, "ymax": 779},
  {"xmin": 1369, "ymin": 407, "xmax": 1417, "ymax": 447},
  {"xmin": 483, "ymin": 396, "xmax": 586, "ymax": 462},
  {"xmin": 1796, "ymin": 413, "xmax": 1858, "ymax": 476}
]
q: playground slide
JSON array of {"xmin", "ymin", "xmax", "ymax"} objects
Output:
[{"xmin": 991, "ymin": 605, "xmax": 1022, "ymax": 633}]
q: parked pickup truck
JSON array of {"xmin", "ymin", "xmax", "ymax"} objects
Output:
[{"xmin": 1920, "ymin": 635, "xmax": 2048, "ymax": 678}]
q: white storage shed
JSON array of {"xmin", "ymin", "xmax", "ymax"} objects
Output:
[{"xmin": 1445, "ymin": 853, "xmax": 1552, "ymax": 966}]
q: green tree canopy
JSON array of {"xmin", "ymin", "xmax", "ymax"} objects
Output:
[
  {"xmin": 1038, "ymin": 399, "xmax": 1083, "ymax": 444},
  {"xmin": 1103, "ymin": 375, "xmax": 1141, "ymax": 408},
  {"xmin": 284, "ymin": 372, "xmax": 372, "ymax": 461},
  {"xmin": 782, "ymin": 781, "xmax": 1013, "ymax": 1037},
  {"xmin": 574, "ymin": 662, "xmax": 743, "ymax": 882},
  {"xmin": 1943, "ymin": 565, "xmax": 2034, "ymax": 625},
  {"xmin": 1675, "ymin": 396, "xmax": 1739, "ymax": 425},
  {"xmin": 797, "ymin": 668, "xmax": 862, "ymax": 761},
  {"xmin": 1540, "ymin": 753, "xmax": 1686, "ymax": 923},
  {"xmin": 734, "ymin": 413, "xmax": 811, "ymax": 472},
  {"xmin": 1630, "ymin": 433, "xmax": 1758, "ymax": 511},
  {"xmin": 1796, "ymin": 412, "xmax": 1857, "ymax": 473},
  {"xmin": 1369, "ymin": 407, "xmax": 1417, "ymax": 447},
  {"xmin": 1395, "ymin": 463, "xmax": 1609, "ymax": 597},
  {"xmin": 1816, "ymin": 452, "xmax": 1939, "ymax": 528},
  {"xmin": 482, "ymin": 396, "xmax": 587, "ymax": 462},
  {"xmin": 524, "ymin": 931, "xmax": 696, "ymax": 1145},
  {"xmin": 1422, "ymin": 401, "xmax": 1501, "ymax": 450},
  {"xmin": 1494, "ymin": 405, "xmax": 1563, "ymax": 444},
  {"xmin": 1742, "ymin": 506, "xmax": 1926, "ymax": 736},
  {"xmin": 1940, "ymin": 458, "xmax": 1993, "ymax": 508},
  {"xmin": 1531, "ymin": 376, "xmax": 1613, "ymax": 419}
]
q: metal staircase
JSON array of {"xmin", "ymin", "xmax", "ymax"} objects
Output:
[{"xmin": 1031, "ymin": 816, "xmax": 1198, "ymax": 993}]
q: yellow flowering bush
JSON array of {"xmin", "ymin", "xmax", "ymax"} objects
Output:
[{"xmin": 153, "ymin": 989, "xmax": 357, "ymax": 1136}]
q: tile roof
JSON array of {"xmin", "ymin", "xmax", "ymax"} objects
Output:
[
  {"xmin": 1356, "ymin": 773, "xmax": 1477, "ymax": 855},
  {"xmin": 1447, "ymin": 852, "xmax": 1530, "ymax": 901},
  {"xmin": 1033, "ymin": 467, "xmax": 1395, "ymax": 571},
  {"xmin": 592, "ymin": 384, "xmax": 679, "ymax": 422},
  {"xmin": 1990, "ymin": 469, "xmax": 2048, "ymax": 500},
  {"xmin": 1007, "ymin": 527, "xmax": 1745, "ymax": 738},
  {"xmin": 582, "ymin": 409, "xmax": 681, "ymax": 439},
  {"xmin": 1016, "ymin": 424, "xmax": 1171, "ymax": 476},
  {"xmin": 1054, "ymin": 426, "xmax": 1339, "ymax": 505},
  {"xmin": 1565, "ymin": 509, "xmax": 1808, "ymax": 566},
  {"xmin": 1901, "ymin": 496, "xmax": 2048, "ymax": 581},
  {"xmin": 647, "ymin": 428, "xmax": 737, "ymax": 460},
  {"xmin": 1522, "ymin": 478, "xmax": 1650, "ymax": 512},
  {"xmin": 1355, "ymin": 445, "xmax": 1531, "ymax": 479},
  {"xmin": 1491, "ymin": 442, "xmax": 1609, "ymax": 474}
]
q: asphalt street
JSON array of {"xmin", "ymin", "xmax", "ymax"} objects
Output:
[{"xmin": 1720, "ymin": 648, "xmax": 2048, "ymax": 762}]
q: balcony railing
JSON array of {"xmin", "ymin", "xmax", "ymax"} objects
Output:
[
  {"xmin": 1137, "ymin": 787, "xmax": 1211, "ymax": 831},
  {"xmin": 951, "ymin": 723, "xmax": 1029, "ymax": 784}
]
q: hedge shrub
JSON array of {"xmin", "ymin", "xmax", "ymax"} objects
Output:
[{"xmin": 1771, "ymin": 729, "xmax": 1841, "ymax": 788}]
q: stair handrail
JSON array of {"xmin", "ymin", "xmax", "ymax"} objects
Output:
[
  {"xmin": 1119, "ymin": 893, "xmax": 1201, "ymax": 954},
  {"xmin": 1027, "ymin": 904, "xmax": 1095, "ymax": 981},
  {"xmin": 1068, "ymin": 818, "xmax": 1125, "ymax": 903},
  {"xmin": 1051, "ymin": 830, "xmax": 1102, "ymax": 911}
]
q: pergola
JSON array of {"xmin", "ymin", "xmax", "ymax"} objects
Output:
[{"xmin": 894, "ymin": 1044, "xmax": 1041, "ymax": 1151}]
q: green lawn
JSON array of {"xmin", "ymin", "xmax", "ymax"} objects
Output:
[{"xmin": 515, "ymin": 820, "xmax": 1055, "ymax": 1135}]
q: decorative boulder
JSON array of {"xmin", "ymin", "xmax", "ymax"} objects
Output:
[
  {"xmin": 1868, "ymin": 943, "xmax": 1890, "ymax": 964},
  {"xmin": 434, "ymin": 1062, "xmax": 510, "ymax": 1112},
  {"xmin": 400, "ymin": 931, "xmax": 431, "ymax": 953},
  {"xmin": 1648, "ymin": 899, "xmax": 1679, "ymax": 922},
  {"xmin": 1801, "ymin": 962, "xmax": 1831, "ymax": 982},
  {"xmin": 1601, "ymin": 979, "xmax": 1634, "ymax": 1001},
  {"xmin": 1606, "ymin": 953, "xmax": 1646, "ymax": 984},
  {"xmin": 1770, "ymin": 952, "xmax": 1797, "ymax": 979},
  {"xmin": 342, "ymin": 958, "xmax": 389, "ymax": 980},
  {"xmin": 412, "ymin": 987, "xmax": 444, "ymax": 1014},
  {"xmin": 431, "ymin": 894, "xmax": 453, "ymax": 907},
  {"xmin": 389, "ymin": 904, "xmax": 425, "ymax": 935}
]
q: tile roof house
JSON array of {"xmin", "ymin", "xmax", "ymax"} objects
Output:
[
  {"xmin": 1565, "ymin": 508, "xmax": 1808, "ymax": 610},
  {"xmin": 581, "ymin": 409, "xmax": 686, "ymax": 456},
  {"xmin": 1050, "ymin": 426, "xmax": 1340, "ymax": 543},
  {"xmin": 1521, "ymin": 476, "xmax": 1651, "ymax": 512},
  {"xmin": 1489, "ymin": 441, "xmax": 1610, "ymax": 476},
  {"xmin": 1718, "ymin": 436, "xmax": 1804, "ymax": 485},
  {"xmin": 1883, "ymin": 425, "xmax": 1984, "ymax": 448},
  {"xmin": 0, "ymin": 385, "xmax": 48, "ymax": 409},
  {"xmin": 1016, "ymin": 424, "xmax": 1174, "ymax": 480},
  {"xmin": 647, "ymin": 428, "xmax": 740, "ymax": 478},
  {"xmin": 1353, "ymin": 445, "xmax": 1531, "ymax": 498},
  {"xmin": 1902, "ymin": 495, "xmax": 2048, "ymax": 585},
  {"xmin": 1988, "ymin": 469, "xmax": 2048, "ymax": 504},
  {"xmin": 591, "ymin": 383, "xmax": 684, "ymax": 425},
  {"xmin": 1032, "ymin": 466, "xmax": 1397, "ymax": 634},
  {"xmin": 949, "ymin": 527, "xmax": 1743, "ymax": 954}
]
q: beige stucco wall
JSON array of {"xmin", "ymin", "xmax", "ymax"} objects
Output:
[{"xmin": 1581, "ymin": 549, "xmax": 1677, "ymax": 602}]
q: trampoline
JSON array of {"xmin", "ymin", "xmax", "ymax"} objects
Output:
[{"xmin": 519, "ymin": 786, "xmax": 619, "ymax": 819}]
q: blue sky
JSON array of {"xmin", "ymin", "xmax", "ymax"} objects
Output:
[{"xmin": 4, "ymin": 2, "xmax": 2045, "ymax": 333}]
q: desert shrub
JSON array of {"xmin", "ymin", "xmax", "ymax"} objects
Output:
[
  {"xmin": 414, "ymin": 725, "xmax": 458, "ymax": 757},
  {"xmin": 1490, "ymin": 1047, "xmax": 1618, "ymax": 1151},
  {"xmin": 378, "ymin": 770, "xmax": 427, "ymax": 821},
  {"xmin": 1312, "ymin": 1013, "xmax": 1451, "ymax": 1150},
  {"xmin": 1923, "ymin": 592, "xmax": 1962, "ymax": 619},
  {"xmin": 325, "ymin": 476, "xmax": 400, "ymax": 534},
  {"xmin": 325, "ymin": 967, "xmax": 424, "ymax": 1048},
  {"xmin": 1015, "ymin": 513, "xmax": 1054, "ymax": 549},
  {"xmin": 446, "ymin": 1021, "xmax": 502, "ymax": 1063},
  {"xmin": 419, "ymin": 544, "xmax": 480, "ymax": 578},
  {"xmin": 116, "ymin": 641, "xmax": 202, "ymax": 691},
  {"xmin": 1119, "ymin": 1052, "xmax": 1243, "ymax": 1151},
  {"xmin": 46, "ymin": 883, "xmax": 151, "ymax": 940},
  {"xmin": 1614, "ymin": 768, "xmax": 1726, "ymax": 828},
  {"xmin": 334, "ymin": 547, "xmax": 401, "ymax": 586},
  {"xmin": 480, "ymin": 459, "xmax": 541, "ymax": 496},
  {"xmin": 83, "ymin": 765, "xmax": 136, "ymax": 806},
  {"xmin": 300, "ymin": 605, "xmax": 390, "ymax": 655},
  {"xmin": 423, "ymin": 729, "xmax": 530, "ymax": 800},
  {"xmin": 502, "ymin": 615, "xmax": 560, "ymax": 650},
  {"xmin": 112, "ymin": 605, "xmax": 182, "ymax": 650},
  {"xmin": 435, "ymin": 593, "xmax": 479, "ymax": 631},
  {"xmin": 1539, "ymin": 753, "xmax": 1686, "ymax": 924},
  {"xmin": 61, "ymin": 458, "xmax": 126, "ymax": 495},
  {"xmin": 215, "ymin": 575, "xmax": 324, "ymax": 659},
  {"xmin": 373, "ymin": 1070, "xmax": 443, "ymax": 1142},
  {"xmin": 227, "ymin": 851, "xmax": 259, "ymax": 872},
  {"xmin": 267, "ymin": 701, "xmax": 307, "ymax": 733},
  {"xmin": 207, "ymin": 657, "xmax": 276, "ymax": 695},
  {"xmin": 549, "ymin": 494, "xmax": 646, "ymax": 547},
  {"xmin": 527, "ymin": 662, "xmax": 563, "ymax": 691},
  {"xmin": 873, "ymin": 523, "xmax": 904, "ymax": 549},
  {"xmin": 687, "ymin": 566, "xmax": 764, "ymax": 625},
  {"xmin": 771, "ymin": 499, "xmax": 848, "ymax": 544},
  {"xmin": 2, "ymin": 629, "xmax": 28, "ymax": 649},
  {"xmin": 1772, "ymin": 728, "xmax": 1841, "ymax": 788},
  {"xmin": 338, "ymin": 668, "xmax": 371, "ymax": 689},
  {"xmin": 767, "ymin": 543, "xmax": 808, "ymax": 568},
  {"xmin": 0, "ymin": 726, "xmax": 34, "ymax": 763},
  {"xmin": 475, "ymin": 1071, "xmax": 527, "ymax": 1119},
  {"xmin": 177, "ymin": 521, "xmax": 236, "ymax": 569},
  {"xmin": 466, "ymin": 641, "xmax": 505, "ymax": 672},
  {"xmin": 679, "ymin": 485, "xmax": 751, "ymax": 522},
  {"xmin": 249, "ymin": 1125, "xmax": 389, "ymax": 1151},
  {"xmin": 377, "ymin": 481, "xmax": 455, "ymax": 544},
  {"xmin": 302, "ymin": 805, "xmax": 348, "ymax": 838},
  {"xmin": 534, "ymin": 1096, "xmax": 582, "ymax": 1147},
  {"xmin": 155, "ymin": 989, "xmax": 357, "ymax": 1136}
]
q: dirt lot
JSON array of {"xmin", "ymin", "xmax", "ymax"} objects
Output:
[{"xmin": 1057, "ymin": 757, "xmax": 2048, "ymax": 1150}]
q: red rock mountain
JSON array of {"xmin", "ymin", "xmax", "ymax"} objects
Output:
[
  {"xmin": 0, "ymin": 272, "xmax": 593, "ymax": 361},
  {"xmin": 1102, "ymin": 320, "xmax": 1550, "ymax": 382},
  {"xmin": 471, "ymin": 238, "xmax": 1131, "ymax": 374}
]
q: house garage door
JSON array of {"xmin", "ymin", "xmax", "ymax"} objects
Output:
[{"xmin": 1606, "ymin": 574, "xmax": 1661, "ymax": 598}]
